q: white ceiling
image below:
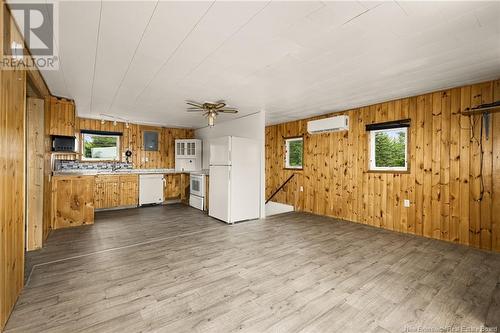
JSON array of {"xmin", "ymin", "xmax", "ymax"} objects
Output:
[{"xmin": 29, "ymin": 1, "xmax": 500, "ymax": 127}]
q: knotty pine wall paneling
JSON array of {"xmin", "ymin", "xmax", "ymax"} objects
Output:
[
  {"xmin": 76, "ymin": 118, "xmax": 194, "ymax": 169},
  {"xmin": 1, "ymin": 1, "xmax": 29, "ymax": 330},
  {"xmin": 266, "ymin": 79, "xmax": 500, "ymax": 252},
  {"xmin": 0, "ymin": 67, "xmax": 26, "ymax": 332},
  {"xmin": 2, "ymin": 0, "xmax": 52, "ymax": 329}
]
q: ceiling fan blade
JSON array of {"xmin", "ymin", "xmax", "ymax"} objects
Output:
[
  {"xmin": 186, "ymin": 101, "xmax": 204, "ymax": 108},
  {"xmin": 186, "ymin": 109, "xmax": 205, "ymax": 112},
  {"xmin": 214, "ymin": 102, "xmax": 226, "ymax": 109},
  {"xmin": 218, "ymin": 109, "xmax": 238, "ymax": 114}
]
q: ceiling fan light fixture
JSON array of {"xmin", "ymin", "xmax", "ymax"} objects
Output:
[
  {"xmin": 186, "ymin": 100, "xmax": 237, "ymax": 128},
  {"xmin": 207, "ymin": 112, "xmax": 216, "ymax": 127}
]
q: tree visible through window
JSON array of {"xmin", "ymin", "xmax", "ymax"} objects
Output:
[
  {"xmin": 370, "ymin": 128, "xmax": 408, "ymax": 171},
  {"xmin": 285, "ymin": 137, "xmax": 303, "ymax": 169},
  {"xmin": 82, "ymin": 133, "xmax": 120, "ymax": 161}
]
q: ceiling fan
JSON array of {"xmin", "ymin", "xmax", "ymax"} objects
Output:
[{"xmin": 186, "ymin": 100, "xmax": 238, "ymax": 127}]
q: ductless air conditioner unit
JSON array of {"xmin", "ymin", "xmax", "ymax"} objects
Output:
[{"xmin": 307, "ymin": 115, "xmax": 349, "ymax": 134}]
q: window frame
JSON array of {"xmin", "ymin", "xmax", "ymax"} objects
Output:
[
  {"xmin": 81, "ymin": 132, "xmax": 121, "ymax": 161},
  {"xmin": 284, "ymin": 136, "xmax": 304, "ymax": 170},
  {"xmin": 368, "ymin": 127, "xmax": 409, "ymax": 172}
]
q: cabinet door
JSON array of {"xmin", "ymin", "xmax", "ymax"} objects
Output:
[
  {"xmin": 94, "ymin": 180, "xmax": 105, "ymax": 209},
  {"xmin": 48, "ymin": 98, "xmax": 75, "ymax": 136},
  {"xmin": 52, "ymin": 177, "xmax": 94, "ymax": 229},
  {"xmin": 188, "ymin": 142, "xmax": 196, "ymax": 156},
  {"xmin": 119, "ymin": 175, "xmax": 138, "ymax": 206},
  {"xmin": 95, "ymin": 175, "xmax": 120, "ymax": 208},
  {"xmin": 176, "ymin": 142, "xmax": 181, "ymax": 156},
  {"xmin": 180, "ymin": 142, "xmax": 186, "ymax": 156},
  {"xmin": 164, "ymin": 174, "xmax": 181, "ymax": 200}
]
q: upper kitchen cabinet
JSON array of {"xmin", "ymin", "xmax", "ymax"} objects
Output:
[
  {"xmin": 46, "ymin": 96, "xmax": 76, "ymax": 137},
  {"xmin": 175, "ymin": 139, "xmax": 201, "ymax": 158},
  {"xmin": 175, "ymin": 139, "xmax": 202, "ymax": 171}
]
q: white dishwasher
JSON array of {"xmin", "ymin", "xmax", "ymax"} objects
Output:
[{"xmin": 139, "ymin": 174, "xmax": 164, "ymax": 206}]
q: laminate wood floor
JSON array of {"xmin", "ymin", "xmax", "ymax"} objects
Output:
[{"xmin": 6, "ymin": 204, "xmax": 500, "ymax": 332}]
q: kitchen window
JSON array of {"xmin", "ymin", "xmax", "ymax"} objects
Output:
[
  {"xmin": 81, "ymin": 132, "xmax": 120, "ymax": 161},
  {"xmin": 368, "ymin": 122, "xmax": 409, "ymax": 172},
  {"xmin": 284, "ymin": 137, "xmax": 303, "ymax": 169}
]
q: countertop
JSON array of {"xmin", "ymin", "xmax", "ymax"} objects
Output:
[{"xmin": 52, "ymin": 168, "xmax": 209, "ymax": 176}]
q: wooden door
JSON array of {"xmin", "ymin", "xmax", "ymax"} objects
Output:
[
  {"xmin": 26, "ymin": 98, "xmax": 45, "ymax": 250},
  {"xmin": 119, "ymin": 175, "xmax": 138, "ymax": 206}
]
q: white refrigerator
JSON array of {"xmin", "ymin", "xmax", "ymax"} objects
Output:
[{"xmin": 209, "ymin": 136, "xmax": 260, "ymax": 224}]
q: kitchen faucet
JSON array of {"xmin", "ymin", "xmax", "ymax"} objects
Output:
[{"xmin": 111, "ymin": 162, "xmax": 120, "ymax": 172}]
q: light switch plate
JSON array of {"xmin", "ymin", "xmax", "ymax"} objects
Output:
[{"xmin": 403, "ymin": 199, "xmax": 410, "ymax": 207}]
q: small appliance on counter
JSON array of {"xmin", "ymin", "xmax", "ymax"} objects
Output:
[
  {"xmin": 189, "ymin": 173, "xmax": 206, "ymax": 210},
  {"xmin": 51, "ymin": 135, "xmax": 76, "ymax": 152}
]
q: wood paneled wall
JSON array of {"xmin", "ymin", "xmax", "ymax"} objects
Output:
[
  {"xmin": 1, "ymin": 2, "xmax": 27, "ymax": 330},
  {"xmin": 75, "ymin": 117, "xmax": 194, "ymax": 169},
  {"xmin": 0, "ymin": 68, "xmax": 26, "ymax": 332},
  {"xmin": 266, "ymin": 79, "xmax": 500, "ymax": 252}
]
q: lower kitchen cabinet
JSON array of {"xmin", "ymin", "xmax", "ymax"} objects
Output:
[
  {"xmin": 95, "ymin": 174, "xmax": 138, "ymax": 209},
  {"xmin": 180, "ymin": 173, "xmax": 190, "ymax": 203},
  {"xmin": 48, "ymin": 172, "xmax": 188, "ymax": 230},
  {"xmin": 119, "ymin": 175, "xmax": 139, "ymax": 206},
  {"xmin": 51, "ymin": 175, "xmax": 95, "ymax": 229},
  {"xmin": 164, "ymin": 174, "xmax": 181, "ymax": 200},
  {"xmin": 94, "ymin": 175, "xmax": 120, "ymax": 209},
  {"xmin": 164, "ymin": 173, "xmax": 190, "ymax": 203}
]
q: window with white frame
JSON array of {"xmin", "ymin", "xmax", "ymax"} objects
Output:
[
  {"xmin": 284, "ymin": 137, "xmax": 303, "ymax": 169},
  {"xmin": 82, "ymin": 132, "xmax": 120, "ymax": 161},
  {"xmin": 369, "ymin": 127, "xmax": 408, "ymax": 171}
]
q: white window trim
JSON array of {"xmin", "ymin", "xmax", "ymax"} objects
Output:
[
  {"xmin": 284, "ymin": 137, "xmax": 303, "ymax": 169},
  {"xmin": 81, "ymin": 133, "xmax": 121, "ymax": 161},
  {"xmin": 369, "ymin": 127, "xmax": 408, "ymax": 172}
]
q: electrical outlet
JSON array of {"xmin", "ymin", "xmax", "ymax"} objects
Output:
[
  {"xmin": 403, "ymin": 199, "xmax": 410, "ymax": 207},
  {"xmin": 300, "ymin": 186, "xmax": 304, "ymax": 192}
]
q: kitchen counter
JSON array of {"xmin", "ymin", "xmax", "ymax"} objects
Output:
[
  {"xmin": 53, "ymin": 169, "xmax": 209, "ymax": 176},
  {"xmin": 49, "ymin": 171, "xmax": 192, "ymax": 229},
  {"xmin": 53, "ymin": 168, "xmax": 181, "ymax": 176}
]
